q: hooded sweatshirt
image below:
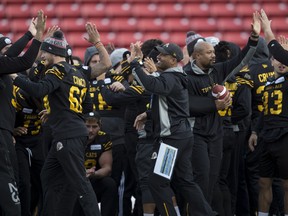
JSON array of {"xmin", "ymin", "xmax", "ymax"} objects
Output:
[
  {"xmin": 131, "ymin": 60, "xmax": 192, "ymax": 140},
  {"xmin": 183, "ymin": 37, "xmax": 258, "ymax": 136}
]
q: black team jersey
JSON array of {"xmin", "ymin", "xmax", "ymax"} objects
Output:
[
  {"xmin": 0, "ymin": 39, "xmax": 41, "ymax": 133},
  {"xmin": 219, "ymin": 72, "xmax": 253, "ymax": 130},
  {"xmin": 262, "ymin": 73, "xmax": 288, "ymax": 133},
  {"xmin": 100, "ymin": 84, "xmax": 151, "ymax": 133},
  {"xmin": 89, "ymin": 74, "xmax": 128, "ymax": 118},
  {"xmin": 84, "ymin": 131, "xmax": 112, "ymax": 170},
  {"xmin": 14, "ymin": 88, "xmax": 42, "ymax": 136},
  {"xmin": 14, "ymin": 61, "xmax": 92, "ymax": 140},
  {"xmin": 248, "ymin": 62, "xmax": 274, "ymax": 131}
]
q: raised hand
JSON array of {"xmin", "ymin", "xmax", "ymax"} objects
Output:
[
  {"xmin": 251, "ymin": 11, "xmax": 261, "ymax": 36},
  {"xmin": 144, "ymin": 57, "xmax": 157, "ymax": 74},
  {"xmin": 45, "ymin": 25, "xmax": 60, "ymax": 39},
  {"xmin": 84, "ymin": 22, "xmax": 100, "ymax": 45},
  {"xmin": 258, "ymin": 9, "xmax": 272, "ymax": 33},
  {"xmin": 257, "ymin": 9, "xmax": 275, "ymax": 43},
  {"xmin": 34, "ymin": 10, "xmax": 47, "ymax": 41},
  {"xmin": 278, "ymin": 35, "xmax": 288, "ymax": 50},
  {"xmin": 28, "ymin": 17, "xmax": 37, "ymax": 37}
]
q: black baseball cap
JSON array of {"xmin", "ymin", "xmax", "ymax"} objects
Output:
[{"xmin": 154, "ymin": 43, "xmax": 183, "ymax": 62}]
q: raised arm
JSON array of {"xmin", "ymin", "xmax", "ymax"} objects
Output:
[{"xmin": 84, "ymin": 22, "xmax": 112, "ymax": 79}]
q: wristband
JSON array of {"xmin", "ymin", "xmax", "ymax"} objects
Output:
[{"xmin": 250, "ymin": 33, "xmax": 259, "ymax": 38}]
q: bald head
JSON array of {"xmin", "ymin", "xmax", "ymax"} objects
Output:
[
  {"xmin": 193, "ymin": 41, "xmax": 216, "ymax": 71},
  {"xmin": 193, "ymin": 41, "xmax": 214, "ymax": 54}
]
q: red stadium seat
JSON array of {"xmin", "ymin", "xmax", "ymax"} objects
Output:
[
  {"xmin": 276, "ymin": 31, "xmax": 288, "ymax": 38},
  {"xmin": 262, "ymin": 3, "xmax": 288, "ymax": 17},
  {"xmin": 66, "ymin": 32, "xmax": 89, "ymax": 47},
  {"xmin": 269, "ymin": 17, "xmax": 288, "ymax": 32},
  {"xmin": 242, "ymin": 18, "xmax": 254, "ymax": 32},
  {"xmin": 10, "ymin": 19, "xmax": 30, "ymax": 33},
  {"xmin": 190, "ymin": 18, "xmax": 218, "ymax": 32},
  {"xmin": 163, "ymin": 18, "xmax": 190, "ymax": 32},
  {"xmin": 131, "ymin": 3, "xmax": 158, "ymax": 18},
  {"xmin": 221, "ymin": 32, "xmax": 249, "ymax": 48},
  {"xmin": 137, "ymin": 18, "xmax": 164, "ymax": 32},
  {"xmin": 3, "ymin": 0, "xmax": 29, "ymax": 3},
  {"xmin": 177, "ymin": 0, "xmax": 211, "ymax": 3},
  {"xmin": 110, "ymin": 18, "xmax": 138, "ymax": 32},
  {"xmin": 169, "ymin": 32, "xmax": 186, "ymax": 47},
  {"xmin": 157, "ymin": 3, "xmax": 184, "ymax": 17},
  {"xmin": 0, "ymin": 4, "xmax": 5, "ymax": 19},
  {"xmin": 80, "ymin": 3, "xmax": 106, "ymax": 18},
  {"xmin": 235, "ymin": 3, "xmax": 261, "ymax": 17},
  {"xmin": 142, "ymin": 32, "xmax": 170, "ymax": 44},
  {"xmin": 217, "ymin": 18, "xmax": 243, "ymax": 32},
  {"xmin": 5, "ymin": 4, "xmax": 30, "ymax": 18},
  {"xmin": 105, "ymin": 3, "xmax": 132, "ymax": 17},
  {"xmin": 45, "ymin": 18, "xmax": 60, "ymax": 29},
  {"xmin": 61, "ymin": 18, "xmax": 86, "ymax": 32},
  {"xmin": 210, "ymin": 3, "xmax": 236, "ymax": 17},
  {"xmin": 30, "ymin": 3, "xmax": 56, "ymax": 18},
  {"xmin": 55, "ymin": 3, "xmax": 81, "ymax": 18},
  {"xmin": 183, "ymin": 3, "xmax": 210, "ymax": 17},
  {"xmin": 72, "ymin": 47, "xmax": 86, "ymax": 62},
  {"xmin": 94, "ymin": 18, "xmax": 112, "ymax": 32},
  {"xmin": 112, "ymin": 33, "xmax": 138, "ymax": 47},
  {"xmin": 0, "ymin": 19, "xmax": 12, "ymax": 34}
]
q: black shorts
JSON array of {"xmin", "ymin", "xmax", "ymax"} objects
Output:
[{"xmin": 259, "ymin": 132, "xmax": 288, "ymax": 179}]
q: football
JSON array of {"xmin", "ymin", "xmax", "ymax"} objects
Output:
[{"xmin": 212, "ymin": 84, "xmax": 229, "ymax": 100}]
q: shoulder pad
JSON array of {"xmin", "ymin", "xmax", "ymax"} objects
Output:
[{"xmin": 45, "ymin": 63, "xmax": 66, "ymax": 80}]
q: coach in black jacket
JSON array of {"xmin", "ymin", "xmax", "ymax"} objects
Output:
[
  {"xmin": 131, "ymin": 42, "xmax": 215, "ymax": 216},
  {"xmin": 183, "ymin": 15, "xmax": 260, "ymax": 209}
]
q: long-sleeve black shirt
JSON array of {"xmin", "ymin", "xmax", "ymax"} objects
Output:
[
  {"xmin": 0, "ymin": 39, "xmax": 41, "ymax": 132},
  {"xmin": 14, "ymin": 61, "xmax": 92, "ymax": 140}
]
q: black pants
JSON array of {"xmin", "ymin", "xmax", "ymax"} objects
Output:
[
  {"xmin": 192, "ymin": 133, "xmax": 223, "ymax": 204},
  {"xmin": 41, "ymin": 137, "xmax": 100, "ymax": 216},
  {"xmin": 149, "ymin": 136, "xmax": 215, "ymax": 216},
  {"xmin": 0, "ymin": 129, "xmax": 21, "ymax": 216},
  {"xmin": 73, "ymin": 176, "xmax": 118, "ymax": 216},
  {"xmin": 135, "ymin": 138, "xmax": 155, "ymax": 204},
  {"xmin": 228, "ymin": 130, "xmax": 250, "ymax": 216},
  {"xmin": 123, "ymin": 131, "xmax": 143, "ymax": 216},
  {"xmin": 212, "ymin": 128, "xmax": 235, "ymax": 216},
  {"xmin": 15, "ymin": 135, "xmax": 44, "ymax": 216}
]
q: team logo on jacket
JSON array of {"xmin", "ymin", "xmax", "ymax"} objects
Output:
[
  {"xmin": 151, "ymin": 152, "xmax": 157, "ymax": 159},
  {"xmin": 56, "ymin": 142, "xmax": 63, "ymax": 151}
]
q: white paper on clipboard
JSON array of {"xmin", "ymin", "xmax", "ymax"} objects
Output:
[{"xmin": 153, "ymin": 142, "xmax": 178, "ymax": 179}]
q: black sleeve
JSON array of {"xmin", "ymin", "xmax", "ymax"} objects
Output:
[
  {"xmin": 0, "ymin": 39, "xmax": 41, "ymax": 74},
  {"xmin": 4, "ymin": 31, "xmax": 33, "ymax": 57},
  {"xmin": 130, "ymin": 60, "xmax": 175, "ymax": 95},
  {"xmin": 217, "ymin": 38, "xmax": 258, "ymax": 80},
  {"xmin": 268, "ymin": 39, "xmax": 288, "ymax": 66},
  {"xmin": 100, "ymin": 85, "xmax": 143, "ymax": 106},
  {"xmin": 13, "ymin": 73, "xmax": 61, "ymax": 98},
  {"xmin": 231, "ymin": 84, "xmax": 251, "ymax": 124},
  {"xmin": 254, "ymin": 111, "xmax": 264, "ymax": 134},
  {"xmin": 82, "ymin": 88, "xmax": 93, "ymax": 114},
  {"xmin": 189, "ymin": 95, "xmax": 217, "ymax": 116}
]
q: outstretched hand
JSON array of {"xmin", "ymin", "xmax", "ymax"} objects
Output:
[
  {"xmin": 251, "ymin": 11, "xmax": 261, "ymax": 36},
  {"xmin": 45, "ymin": 25, "xmax": 60, "ymax": 39},
  {"xmin": 127, "ymin": 41, "xmax": 143, "ymax": 63},
  {"xmin": 84, "ymin": 22, "xmax": 101, "ymax": 45},
  {"xmin": 258, "ymin": 9, "xmax": 272, "ymax": 33},
  {"xmin": 35, "ymin": 10, "xmax": 46, "ymax": 38},
  {"xmin": 278, "ymin": 35, "xmax": 288, "ymax": 50},
  {"xmin": 28, "ymin": 17, "xmax": 37, "ymax": 37}
]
